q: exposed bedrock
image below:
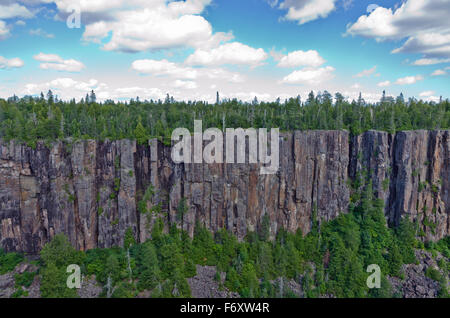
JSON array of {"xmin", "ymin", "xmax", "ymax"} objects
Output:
[{"xmin": 0, "ymin": 130, "xmax": 448, "ymax": 254}]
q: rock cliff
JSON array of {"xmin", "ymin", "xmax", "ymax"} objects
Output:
[{"xmin": 1, "ymin": 130, "xmax": 448, "ymax": 254}]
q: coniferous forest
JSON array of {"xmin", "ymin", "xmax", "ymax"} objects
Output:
[
  {"xmin": 0, "ymin": 91, "xmax": 449, "ymax": 298},
  {"xmin": 1, "ymin": 90, "xmax": 449, "ymax": 147},
  {"xmin": 1, "ymin": 179, "xmax": 449, "ymax": 298}
]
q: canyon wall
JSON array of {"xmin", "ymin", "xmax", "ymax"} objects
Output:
[{"xmin": 0, "ymin": 130, "xmax": 448, "ymax": 254}]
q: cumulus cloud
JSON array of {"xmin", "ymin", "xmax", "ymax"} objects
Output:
[
  {"xmin": 110, "ymin": 87, "xmax": 164, "ymax": 100},
  {"xmin": 131, "ymin": 59, "xmax": 198, "ymax": 79},
  {"xmin": 23, "ymin": 77, "xmax": 106, "ymax": 98},
  {"xmin": 431, "ymin": 69, "xmax": 447, "ymax": 76},
  {"xmin": 418, "ymin": 91, "xmax": 441, "ymax": 102},
  {"xmin": 275, "ymin": 0, "xmax": 338, "ymax": 25},
  {"xmin": 131, "ymin": 58, "xmax": 245, "ymax": 83},
  {"xmin": 346, "ymin": 0, "xmax": 450, "ymax": 59},
  {"xmin": 0, "ymin": 3, "xmax": 34, "ymax": 19},
  {"xmin": 0, "ymin": 2, "xmax": 36, "ymax": 39},
  {"xmin": 0, "ymin": 20, "xmax": 10, "ymax": 39},
  {"xmin": 0, "ymin": 56, "xmax": 24, "ymax": 69},
  {"xmin": 33, "ymin": 53, "xmax": 85, "ymax": 72},
  {"xmin": 354, "ymin": 66, "xmax": 377, "ymax": 78},
  {"xmin": 277, "ymin": 50, "xmax": 325, "ymax": 68},
  {"xmin": 419, "ymin": 91, "xmax": 435, "ymax": 97},
  {"xmin": 377, "ymin": 80, "xmax": 390, "ymax": 87},
  {"xmin": 38, "ymin": 0, "xmax": 231, "ymax": 53},
  {"xmin": 341, "ymin": 90, "xmax": 382, "ymax": 104},
  {"xmin": 395, "ymin": 75, "xmax": 423, "ymax": 85},
  {"xmin": 228, "ymin": 92, "xmax": 272, "ymax": 102},
  {"xmin": 203, "ymin": 68, "xmax": 245, "ymax": 83},
  {"xmin": 281, "ymin": 66, "xmax": 335, "ymax": 85},
  {"xmin": 185, "ymin": 42, "xmax": 268, "ymax": 67},
  {"xmin": 172, "ymin": 80, "xmax": 197, "ymax": 89}
]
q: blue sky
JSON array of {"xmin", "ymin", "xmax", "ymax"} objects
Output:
[{"xmin": 0, "ymin": 0, "xmax": 449, "ymax": 103}]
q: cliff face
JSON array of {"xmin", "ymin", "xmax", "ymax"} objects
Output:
[{"xmin": 0, "ymin": 130, "xmax": 448, "ymax": 254}]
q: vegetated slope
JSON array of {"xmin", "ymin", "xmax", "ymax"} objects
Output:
[{"xmin": 1, "ymin": 179, "xmax": 448, "ymax": 298}]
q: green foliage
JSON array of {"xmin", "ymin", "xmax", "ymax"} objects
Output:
[
  {"xmin": 395, "ymin": 219, "xmax": 418, "ymax": 264},
  {"xmin": 5, "ymin": 171, "xmax": 443, "ymax": 299},
  {"xmin": 124, "ymin": 227, "xmax": 136, "ymax": 249},
  {"xmin": 114, "ymin": 178, "xmax": 120, "ymax": 192},
  {"xmin": 136, "ymin": 242, "xmax": 161, "ymax": 291},
  {"xmin": 40, "ymin": 261, "xmax": 78, "ymax": 298},
  {"xmin": 258, "ymin": 214, "xmax": 270, "ymax": 242},
  {"xmin": 176, "ymin": 198, "xmax": 189, "ymax": 221},
  {"xmin": 1, "ymin": 92, "xmax": 449, "ymax": 146},
  {"xmin": 425, "ymin": 267, "xmax": 441, "ymax": 282},
  {"xmin": 15, "ymin": 271, "xmax": 36, "ymax": 288},
  {"xmin": 134, "ymin": 117, "xmax": 148, "ymax": 145},
  {"xmin": 40, "ymin": 234, "xmax": 84, "ymax": 268},
  {"xmin": 39, "ymin": 234, "xmax": 83, "ymax": 298},
  {"xmin": 0, "ymin": 249, "xmax": 24, "ymax": 274}
]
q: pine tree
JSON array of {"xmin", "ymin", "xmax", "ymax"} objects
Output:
[
  {"xmin": 90, "ymin": 90, "xmax": 96, "ymax": 104},
  {"xmin": 134, "ymin": 117, "xmax": 148, "ymax": 145},
  {"xmin": 46, "ymin": 90, "xmax": 54, "ymax": 104}
]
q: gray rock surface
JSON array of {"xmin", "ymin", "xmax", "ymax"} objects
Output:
[
  {"xmin": 187, "ymin": 265, "xmax": 239, "ymax": 298},
  {"xmin": 0, "ymin": 130, "xmax": 449, "ymax": 254}
]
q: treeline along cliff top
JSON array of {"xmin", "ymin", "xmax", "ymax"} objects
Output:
[{"xmin": 0, "ymin": 90, "xmax": 449, "ymax": 146}]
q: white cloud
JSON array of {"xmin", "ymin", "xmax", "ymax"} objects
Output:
[
  {"xmin": 431, "ymin": 69, "xmax": 447, "ymax": 76},
  {"xmin": 346, "ymin": 0, "xmax": 450, "ymax": 59},
  {"xmin": 395, "ymin": 75, "xmax": 423, "ymax": 85},
  {"xmin": 412, "ymin": 58, "xmax": 450, "ymax": 66},
  {"xmin": 40, "ymin": 0, "xmax": 231, "ymax": 53},
  {"xmin": 351, "ymin": 83, "xmax": 361, "ymax": 89},
  {"xmin": 0, "ymin": 3, "xmax": 34, "ymax": 19},
  {"xmin": 172, "ymin": 80, "xmax": 197, "ymax": 89},
  {"xmin": 0, "ymin": 20, "xmax": 10, "ymax": 39},
  {"xmin": 366, "ymin": 4, "xmax": 379, "ymax": 13},
  {"xmin": 186, "ymin": 42, "xmax": 268, "ymax": 66},
  {"xmin": 33, "ymin": 53, "xmax": 85, "ymax": 72},
  {"xmin": 419, "ymin": 91, "xmax": 434, "ymax": 97},
  {"xmin": 422, "ymin": 96, "xmax": 441, "ymax": 103},
  {"xmin": 341, "ymin": 90, "xmax": 382, "ymax": 104},
  {"xmin": 281, "ymin": 66, "xmax": 335, "ymax": 85},
  {"xmin": 392, "ymin": 32, "xmax": 450, "ymax": 58},
  {"xmin": 277, "ymin": 0, "xmax": 338, "ymax": 25},
  {"xmin": 23, "ymin": 77, "xmax": 106, "ymax": 97},
  {"xmin": 30, "ymin": 28, "xmax": 54, "ymax": 38},
  {"xmin": 377, "ymin": 80, "xmax": 390, "ymax": 87},
  {"xmin": 33, "ymin": 53, "xmax": 63, "ymax": 63},
  {"xmin": 354, "ymin": 66, "xmax": 377, "ymax": 78},
  {"xmin": 203, "ymin": 68, "xmax": 245, "ymax": 83},
  {"xmin": 112, "ymin": 87, "xmax": 164, "ymax": 100},
  {"xmin": 0, "ymin": 56, "xmax": 24, "ymax": 69},
  {"xmin": 229, "ymin": 92, "xmax": 272, "ymax": 102},
  {"xmin": 131, "ymin": 58, "xmax": 245, "ymax": 83},
  {"xmin": 277, "ymin": 50, "xmax": 325, "ymax": 68},
  {"xmin": 131, "ymin": 59, "xmax": 198, "ymax": 79}
]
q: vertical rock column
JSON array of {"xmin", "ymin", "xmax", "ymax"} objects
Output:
[{"xmin": 388, "ymin": 131, "xmax": 449, "ymax": 241}]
